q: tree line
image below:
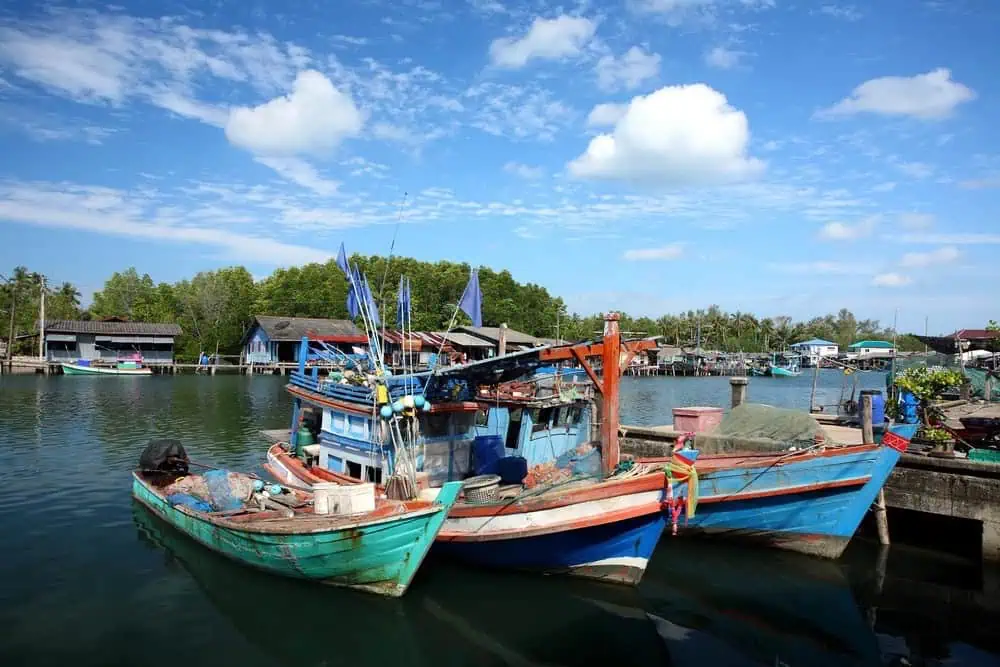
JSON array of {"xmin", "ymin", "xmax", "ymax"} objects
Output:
[{"xmin": 2, "ymin": 257, "xmax": 933, "ymax": 361}]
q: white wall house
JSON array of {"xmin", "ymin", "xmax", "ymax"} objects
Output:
[{"xmin": 790, "ymin": 338, "xmax": 839, "ymax": 365}]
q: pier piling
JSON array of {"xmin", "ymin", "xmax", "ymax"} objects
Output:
[{"xmin": 730, "ymin": 376, "xmax": 748, "ymax": 408}]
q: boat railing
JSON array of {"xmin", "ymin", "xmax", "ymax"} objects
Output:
[{"xmin": 290, "ymin": 370, "xmax": 431, "ymax": 404}]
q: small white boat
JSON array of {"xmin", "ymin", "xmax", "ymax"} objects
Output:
[{"xmin": 61, "ymin": 362, "xmax": 153, "ymax": 376}]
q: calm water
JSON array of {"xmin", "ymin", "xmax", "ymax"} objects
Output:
[{"xmin": 1, "ymin": 372, "xmax": 998, "ymax": 667}]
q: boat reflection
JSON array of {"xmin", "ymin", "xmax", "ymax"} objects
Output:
[{"xmin": 641, "ymin": 540, "xmax": 884, "ymax": 667}]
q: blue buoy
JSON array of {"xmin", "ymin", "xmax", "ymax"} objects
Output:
[
  {"xmin": 422, "ymin": 401, "xmax": 432, "ymax": 412},
  {"xmin": 380, "ymin": 404, "xmax": 394, "ymax": 419},
  {"xmin": 413, "ymin": 395, "xmax": 426, "ymax": 408},
  {"xmin": 392, "ymin": 400, "xmax": 404, "ymax": 414},
  {"xmin": 269, "ymin": 484, "xmax": 282, "ymax": 495},
  {"xmin": 253, "ymin": 479, "xmax": 265, "ymax": 491}
]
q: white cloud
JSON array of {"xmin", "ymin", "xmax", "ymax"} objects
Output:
[
  {"xmin": 705, "ymin": 46, "xmax": 747, "ymax": 70},
  {"xmin": 896, "ymin": 161, "xmax": 933, "ymax": 179},
  {"xmin": 489, "ymin": 15, "xmax": 596, "ymax": 69},
  {"xmin": 959, "ymin": 175, "xmax": 1000, "ymax": 190},
  {"xmin": 595, "ymin": 46, "xmax": 660, "ymax": 92},
  {"xmin": 768, "ymin": 261, "xmax": 865, "ymax": 275},
  {"xmin": 898, "ymin": 212, "xmax": 934, "ymax": 229},
  {"xmin": 254, "ymin": 157, "xmax": 340, "ymax": 195},
  {"xmin": 586, "ymin": 102, "xmax": 627, "ymax": 127},
  {"xmin": 871, "ymin": 181, "xmax": 896, "ymax": 192},
  {"xmin": 465, "ymin": 82, "xmax": 571, "ymax": 141},
  {"xmin": 504, "ymin": 162, "xmax": 544, "ymax": 179},
  {"xmin": 225, "ymin": 70, "xmax": 364, "ymax": 156},
  {"xmin": 817, "ymin": 68, "xmax": 976, "ymax": 120},
  {"xmin": 818, "ymin": 215, "xmax": 878, "ymax": 240},
  {"xmin": 872, "ymin": 272, "xmax": 912, "ymax": 287},
  {"xmin": 899, "ymin": 245, "xmax": 959, "ymax": 268},
  {"xmin": 818, "ymin": 5, "xmax": 863, "ymax": 20},
  {"xmin": 899, "ymin": 233, "xmax": 1000, "ymax": 245},
  {"xmin": 623, "ymin": 243, "xmax": 684, "ymax": 260},
  {"xmin": 568, "ymin": 84, "xmax": 764, "ymax": 185}
]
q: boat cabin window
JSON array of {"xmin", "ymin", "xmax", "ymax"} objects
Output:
[
  {"xmin": 475, "ymin": 408, "xmax": 489, "ymax": 427},
  {"xmin": 346, "ymin": 460, "xmax": 362, "ymax": 479},
  {"xmin": 452, "ymin": 411, "xmax": 476, "ymax": 437},
  {"xmin": 421, "ymin": 412, "xmax": 451, "ymax": 439},
  {"xmin": 505, "ymin": 408, "xmax": 523, "ymax": 449},
  {"xmin": 366, "ymin": 466, "xmax": 382, "ymax": 484},
  {"xmin": 531, "ymin": 407, "xmax": 554, "ymax": 434}
]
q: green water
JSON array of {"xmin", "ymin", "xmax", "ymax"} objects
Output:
[{"xmin": 0, "ymin": 373, "xmax": 997, "ymax": 667}]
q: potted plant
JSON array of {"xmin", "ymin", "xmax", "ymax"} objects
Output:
[{"xmin": 894, "ymin": 367, "xmax": 964, "ymax": 454}]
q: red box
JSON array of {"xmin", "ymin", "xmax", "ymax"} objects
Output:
[{"xmin": 673, "ymin": 406, "xmax": 723, "ymax": 433}]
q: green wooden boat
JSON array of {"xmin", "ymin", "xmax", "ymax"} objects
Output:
[
  {"xmin": 62, "ymin": 362, "xmax": 152, "ymax": 376},
  {"xmin": 132, "ymin": 470, "xmax": 462, "ymax": 597}
]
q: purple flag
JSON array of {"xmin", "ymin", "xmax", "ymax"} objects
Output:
[{"xmin": 458, "ymin": 268, "xmax": 482, "ymax": 328}]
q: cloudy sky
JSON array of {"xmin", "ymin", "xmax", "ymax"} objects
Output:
[{"xmin": 0, "ymin": 0, "xmax": 996, "ymax": 333}]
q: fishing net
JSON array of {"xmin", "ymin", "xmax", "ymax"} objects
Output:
[
  {"xmin": 203, "ymin": 470, "xmax": 255, "ymax": 511},
  {"xmin": 963, "ymin": 367, "xmax": 1000, "ymax": 401},
  {"xmin": 692, "ymin": 404, "xmax": 827, "ymax": 455}
]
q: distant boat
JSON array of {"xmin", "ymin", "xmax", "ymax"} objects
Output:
[
  {"xmin": 769, "ymin": 364, "xmax": 801, "ymax": 377},
  {"xmin": 61, "ymin": 362, "xmax": 153, "ymax": 376},
  {"xmin": 133, "ymin": 440, "xmax": 462, "ymax": 597}
]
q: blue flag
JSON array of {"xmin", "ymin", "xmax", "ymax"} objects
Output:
[
  {"xmin": 346, "ymin": 264, "xmax": 361, "ymax": 318},
  {"xmin": 336, "ymin": 242, "xmax": 349, "ymax": 277},
  {"xmin": 458, "ymin": 268, "xmax": 482, "ymax": 328},
  {"xmin": 396, "ymin": 276, "xmax": 411, "ymax": 328},
  {"xmin": 362, "ymin": 272, "xmax": 381, "ymax": 328}
]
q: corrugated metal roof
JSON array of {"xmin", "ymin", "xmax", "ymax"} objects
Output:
[
  {"xmin": 848, "ymin": 340, "xmax": 894, "ymax": 349},
  {"xmin": 453, "ymin": 326, "xmax": 541, "ymax": 346},
  {"xmin": 436, "ymin": 331, "xmax": 493, "ymax": 348},
  {"xmin": 792, "ymin": 338, "xmax": 836, "ymax": 346},
  {"xmin": 44, "ymin": 320, "xmax": 182, "ymax": 336},
  {"xmin": 252, "ymin": 315, "xmax": 362, "ymax": 341},
  {"xmin": 952, "ymin": 329, "xmax": 1000, "ymax": 340}
]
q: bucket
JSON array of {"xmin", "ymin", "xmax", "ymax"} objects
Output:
[
  {"xmin": 497, "ymin": 456, "xmax": 528, "ymax": 484},
  {"xmin": 473, "ymin": 435, "xmax": 504, "ymax": 475},
  {"xmin": 312, "ymin": 482, "xmax": 339, "ymax": 515},
  {"xmin": 860, "ymin": 390, "xmax": 886, "ymax": 425}
]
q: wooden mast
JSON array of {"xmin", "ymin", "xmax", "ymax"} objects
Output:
[
  {"xmin": 600, "ymin": 313, "xmax": 621, "ymax": 475},
  {"xmin": 538, "ymin": 312, "xmax": 647, "ymax": 477}
]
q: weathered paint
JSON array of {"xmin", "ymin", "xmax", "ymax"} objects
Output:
[
  {"xmin": 600, "ymin": 313, "xmax": 622, "ymax": 475},
  {"xmin": 131, "ymin": 473, "xmax": 462, "ymax": 597},
  {"xmin": 61, "ymin": 363, "xmax": 152, "ymax": 376}
]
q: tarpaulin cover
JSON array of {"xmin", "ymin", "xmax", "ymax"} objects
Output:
[
  {"xmin": 139, "ymin": 439, "xmax": 189, "ymax": 474},
  {"xmin": 166, "ymin": 493, "xmax": 213, "ymax": 512}
]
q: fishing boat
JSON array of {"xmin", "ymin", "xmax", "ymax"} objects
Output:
[
  {"xmin": 267, "ymin": 306, "xmax": 685, "ymax": 585},
  {"xmin": 132, "ymin": 439, "xmax": 461, "ymax": 597},
  {"xmin": 768, "ymin": 352, "xmax": 802, "ymax": 377},
  {"xmin": 61, "ymin": 360, "xmax": 152, "ymax": 375}
]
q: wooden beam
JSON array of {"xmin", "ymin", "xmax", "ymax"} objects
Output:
[
  {"xmin": 570, "ymin": 345, "xmax": 603, "ymax": 395},
  {"xmin": 538, "ymin": 338, "xmax": 654, "ymax": 362}
]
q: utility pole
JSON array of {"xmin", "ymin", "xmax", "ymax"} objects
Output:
[
  {"xmin": 38, "ymin": 277, "xmax": 46, "ymax": 360},
  {"xmin": 2, "ymin": 274, "xmax": 14, "ymax": 364},
  {"xmin": 924, "ymin": 315, "xmax": 928, "ymax": 354}
]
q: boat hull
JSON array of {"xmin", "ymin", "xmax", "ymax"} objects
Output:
[
  {"xmin": 768, "ymin": 365, "xmax": 800, "ymax": 377},
  {"xmin": 62, "ymin": 363, "xmax": 152, "ymax": 376},
  {"xmin": 131, "ymin": 473, "xmax": 460, "ymax": 597},
  {"xmin": 668, "ymin": 428, "xmax": 913, "ymax": 558},
  {"xmin": 267, "ymin": 443, "xmax": 669, "ymax": 585}
]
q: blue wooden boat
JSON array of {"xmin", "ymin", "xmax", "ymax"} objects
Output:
[
  {"xmin": 640, "ymin": 423, "xmax": 916, "ymax": 558},
  {"xmin": 132, "ymin": 451, "xmax": 462, "ymax": 597}
]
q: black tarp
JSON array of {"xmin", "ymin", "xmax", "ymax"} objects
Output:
[{"xmin": 138, "ymin": 439, "xmax": 189, "ymax": 474}]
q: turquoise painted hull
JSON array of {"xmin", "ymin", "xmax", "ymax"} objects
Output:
[
  {"xmin": 62, "ymin": 363, "xmax": 152, "ymax": 375},
  {"xmin": 131, "ymin": 473, "xmax": 462, "ymax": 597},
  {"xmin": 769, "ymin": 365, "xmax": 800, "ymax": 377}
]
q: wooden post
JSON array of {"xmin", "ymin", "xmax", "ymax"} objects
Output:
[
  {"xmin": 498, "ymin": 323, "xmax": 508, "ymax": 357},
  {"xmin": 986, "ymin": 374, "xmax": 995, "ymax": 403},
  {"xmin": 601, "ymin": 313, "xmax": 621, "ymax": 476},
  {"xmin": 873, "ymin": 489, "xmax": 890, "ymax": 545},
  {"xmin": 730, "ymin": 376, "xmax": 748, "ymax": 408},
  {"xmin": 861, "ymin": 394, "xmax": 874, "ymax": 444},
  {"xmin": 960, "ymin": 380, "xmax": 972, "ymax": 401}
]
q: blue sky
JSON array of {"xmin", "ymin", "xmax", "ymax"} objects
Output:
[{"xmin": 0, "ymin": 0, "xmax": 997, "ymax": 334}]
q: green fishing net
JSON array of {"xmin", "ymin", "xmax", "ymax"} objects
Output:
[{"xmin": 692, "ymin": 403, "xmax": 828, "ymax": 455}]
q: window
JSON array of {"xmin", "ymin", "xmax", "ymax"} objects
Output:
[
  {"xmin": 475, "ymin": 408, "xmax": 489, "ymax": 427},
  {"xmin": 331, "ymin": 412, "xmax": 347, "ymax": 434},
  {"xmin": 348, "ymin": 415, "xmax": 368, "ymax": 439},
  {"xmin": 452, "ymin": 412, "xmax": 475, "ymax": 436},
  {"xmin": 505, "ymin": 408, "xmax": 523, "ymax": 449},
  {"xmin": 532, "ymin": 407, "xmax": 554, "ymax": 434},
  {"xmin": 346, "ymin": 460, "xmax": 362, "ymax": 480},
  {"xmin": 421, "ymin": 412, "xmax": 451, "ymax": 438},
  {"xmin": 365, "ymin": 466, "xmax": 383, "ymax": 484}
]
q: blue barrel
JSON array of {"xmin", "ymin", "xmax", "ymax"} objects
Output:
[
  {"xmin": 497, "ymin": 456, "xmax": 528, "ymax": 485},
  {"xmin": 860, "ymin": 389, "xmax": 886, "ymax": 425},
  {"xmin": 473, "ymin": 435, "xmax": 504, "ymax": 475},
  {"xmin": 900, "ymin": 391, "xmax": 920, "ymax": 424}
]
